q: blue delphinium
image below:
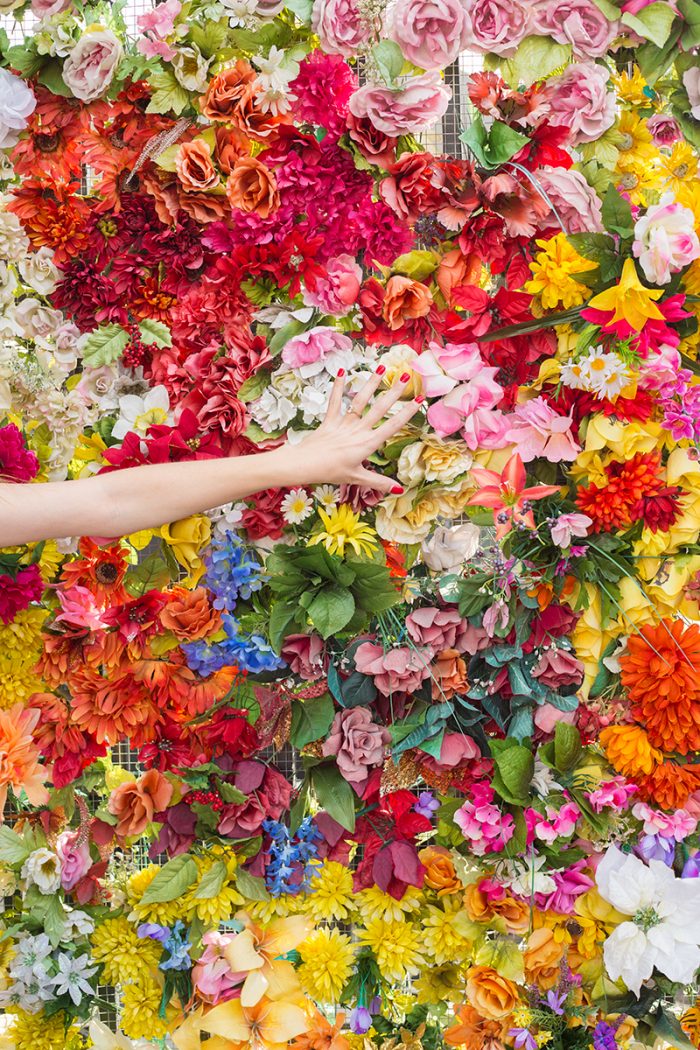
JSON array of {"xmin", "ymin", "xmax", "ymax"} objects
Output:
[
  {"xmin": 138, "ymin": 921, "xmax": 192, "ymax": 972},
  {"xmin": 263, "ymin": 817, "xmax": 322, "ymax": 897},
  {"xmin": 205, "ymin": 531, "xmax": 266, "ymax": 611}
]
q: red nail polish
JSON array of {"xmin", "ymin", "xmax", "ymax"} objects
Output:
[
  {"xmin": 391, "ymin": 484, "xmax": 404, "ymax": 494},
  {"xmin": 415, "ymin": 395, "xmax": 425, "ymax": 404},
  {"xmin": 399, "ymin": 372, "xmax": 410, "ymax": 383},
  {"xmin": 337, "ymin": 368, "xmax": 345, "ymax": 377},
  {"xmin": 376, "ymin": 365, "xmax": 386, "ymax": 375}
]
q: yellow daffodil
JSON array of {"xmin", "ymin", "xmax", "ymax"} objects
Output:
[
  {"xmin": 586, "ymin": 258, "xmax": 664, "ymax": 333},
  {"xmin": 308, "ymin": 504, "xmax": 378, "ymax": 558}
]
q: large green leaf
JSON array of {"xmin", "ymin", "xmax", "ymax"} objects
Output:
[
  {"xmin": 146, "ymin": 68, "xmax": 191, "ymax": 116},
  {"xmin": 138, "ymin": 319, "xmax": 172, "ymax": 348},
  {"xmin": 0, "ymin": 826, "xmax": 30, "ymax": 866},
  {"xmin": 81, "ymin": 325, "xmax": 130, "ymax": 367},
  {"xmin": 461, "ymin": 116, "xmax": 530, "ymax": 169},
  {"xmin": 194, "ymin": 860, "xmax": 227, "ymax": 900},
  {"xmin": 311, "ymin": 762, "xmax": 356, "ymax": 832},
  {"xmin": 373, "ymin": 40, "xmax": 405, "ymax": 86},
  {"xmin": 497, "ymin": 35, "xmax": 572, "ymax": 89},
  {"xmin": 140, "ymin": 855, "xmax": 198, "ymax": 905},
  {"xmin": 601, "ymin": 185, "xmax": 634, "ymax": 238},
  {"xmin": 491, "ymin": 741, "xmax": 534, "ymax": 805},
  {"xmin": 554, "ymin": 721, "xmax": 583, "ymax": 773},
  {"xmin": 236, "ymin": 868, "xmax": 271, "ymax": 901},
  {"xmin": 291, "ymin": 693, "xmax": 335, "ymax": 749},
  {"xmin": 621, "ymin": 2, "xmax": 678, "ymax": 46},
  {"xmin": 307, "ymin": 586, "xmax": 355, "ymax": 639}
]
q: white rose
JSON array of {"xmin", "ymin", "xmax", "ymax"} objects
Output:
[
  {"xmin": 420, "ymin": 522, "xmax": 481, "ymax": 572},
  {"xmin": 18, "ymin": 248, "xmax": 59, "ymax": 293},
  {"xmin": 0, "ymin": 262, "xmax": 17, "ymax": 305},
  {"xmin": 270, "ymin": 369, "xmax": 303, "ymax": 399},
  {"xmin": 21, "ymin": 848, "xmax": 62, "ymax": 894},
  {"xmin": 62, "ymin": 29, "xmax": 123, "ymax": 102},
  {"xmin": 14, "ymin": 297, "xmax": 63, "ymax": 340},
  {"xmin": 0, "ymin": 69, "xmax": 36, "ymax": 149},
  {"xmin": 0, "ymin": 212, "xmax": 30, "ymax": 261}
]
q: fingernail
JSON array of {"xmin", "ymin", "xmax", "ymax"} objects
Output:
[
  {"xmin": 391, "ymin": 484, "xmax": 404, "ymax": 494},
  {"xmin": 376, "ymin": 365, "xmax": 386, "ymax": 375},
  {"xmin": 399, "ymin": 372, "xmax": 410, "ymax": 383},
  {"xmin": 415, "ymin": 395, "xmax": 425, "ymax": 404},
  {"xmin": 337, "ymin": 368, "xmax": 345, "ymax": 377}
]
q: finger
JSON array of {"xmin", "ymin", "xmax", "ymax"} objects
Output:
[
  {"xmin": 369, "ymin": 399, "xmax": 423, "ymax": 448},
  {"xmin": 347, "ymin": 368, "xmax": 385, "ymax": 417},
  {"xmin": 353, "ymin": 466, "xmax": 404, "ymax": 495},
  {"xmin": 325, "ymin": 368, "xmax": 346, "ymax": 421},
  {"xmin": 362, "ymin": 373, "xmax": 411, "ymax": 427}
]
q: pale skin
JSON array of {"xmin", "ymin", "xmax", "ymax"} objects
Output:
[{"xmin": 0, "ymin": 371, "xmax": 421, "ymax": 547}]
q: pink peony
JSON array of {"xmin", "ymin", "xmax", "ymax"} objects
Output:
[
  {"xmin": 462, "ymin": 0, "xmax": 532, "ymax": 56},
  {"xmin": 647, "ymin": 113, "xmax": 682, "ymax": 147},
  {"xmin": 461, "ymin": 408, "xmax": 510, "ymax": 452},
  {"xmin": 531, "ymin": 647, "xmax": 584, "ymax": 688},
  {"xmin": 406, "ymin": 607, "xmax": 467, "ymax": 651},
  {"xmin": 303, "ymin": 254, "xmax": 362, "ymax": 316},
  {"xmin": 454, "ymin": 782, "xmax": 515, "ymax": 855},
  {"xmin": 55, "ymin": 830, "xmax": 92, "ymax": 892},
  {"xmin": 349, "ymin": 72, "xmax": 451, "ymax": 137},
  {"xmin": 535, "ymin": 168, "xmax": 604, "ymax": 235},
  {"xmin": 548, "ymin": 62, "xmax": 616, "ymax": 145},
  {"xmin": 388, "ymin": 0, "xmax": 469, "ymax": 70},
  {"xmin": 633, "ymin": 193, "xmax": 700, "ymax": 285},
  {"xmin": 62, "ymin": 30, "xmax": 123, "ymax": 102},
  {"xmin": 311, "ymin": 0, "xmax": 370, "ymax": 56},
  {"xmin": 281, "ymin": 326, "xmax": 353, "ymax": 371},
  {"xmin": 505, "ymin": 397, "xmax": 580, "ymax": 463},
  {"xmin": 532, "ymin": 0, "xmax": 618, "ymax": 57},
  {"xmin": 322, "ymin": 707, "xmax": 391, "ymax": 783},
  {"xmin": 413, "ymin": 340, "xmax": 483, "ymax": 397},
  {"xmin": 280, "ymin": 634, "xmax": 326, "ymax": 680},
  {"xmin": 354, "ymin": 641, "xmax": 432, "ymax": 695}
]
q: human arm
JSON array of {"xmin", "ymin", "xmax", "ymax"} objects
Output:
[{"xmin": 0, "ymin": 371, "xmax": 420, "ymax": 546}]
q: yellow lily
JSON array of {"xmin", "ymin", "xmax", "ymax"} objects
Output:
[
  {"xmin": 172, "ymin": 998, "xmax": 308, "ymax": 1050},
  {"xmin": 224, "ymin": 914, "xmax": 313, "ymax": 1007},
  {"xmin": 586, "ymin": 258, "xmax": 664, "ymax": 333}
]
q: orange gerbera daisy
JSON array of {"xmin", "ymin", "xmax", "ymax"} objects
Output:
[
  {"xmin": 620, "ymin": 619, "xmax": 700, "ymax": 754},
  {"xmin": 636, "ymin": 762, "xmax": 700, "ymax": 811},
  {"xmin": 599, "ymin": 724, "xmax": 663, "ymax": 778},
  {"xmin": 59, "ymin": 538, "xmax": 129, "ymax": 607},
  {"xmin": 0, "ymin": 704, "xmax": 49, "ymax": 815},
  {"xmin": 70, "ymin": 663, "xmax": 162, "ymax": 746}
]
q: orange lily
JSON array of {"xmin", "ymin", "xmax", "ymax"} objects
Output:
[
  {"xmin": 466, "ymin": 452, "xmax": 560, "ymax": 538},
  {"xmin": 224, "ymin": 914, "xmax": 313, "ymax": 1007},
  {"xmin": 172, "ymin": 998, "xmax": 309, "ymax": 1050}
]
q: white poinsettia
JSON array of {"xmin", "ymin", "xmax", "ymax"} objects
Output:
[{"xmin": 596, "ymin": 845, "xmax": 700, "ymax": 995}]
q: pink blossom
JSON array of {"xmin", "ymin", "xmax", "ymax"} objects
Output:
[
  {"xmin": 638, "ymin": 343, "xmax": 681, "ymax": 389},
  {"xmin": 632, "ymin": 802, "xmax": 698, "ymax": 840},
  {"xmin": 647, "ymin": 113, "xmax": 682, "ymax": 147},
  {"xmin": 505, "ymin": 397, "xmax": 580, "ymax": 463},
  {"xmin": 535, "ymin": 168, "xmax": 604, "ymax": 235},
  {"xmin": 138, "ymin": 0, "xmax": 181, "ymax": 34},
  {"xmin": 406, "ymin": 607, "xmax": 466, "ymax": 651},
  {"xmin": 633, "ymin": 193, "xmax": 700, "ymax": 285},
  {"xmin": 311, "ymin": 0, "xmax": 370, "ymax": 56},
  {"xmin": 535, "ymin": 860, "xmax": 594, "ymax": 913},
  {"xmin": 303, "ymin": 254, "xmax": 362, "ymax": 316},
  {"xmin": 322, "ymin": 707, "xmax": 391, "ymax": 783},
  {"xmin": 413, "ymin": 340, "xmax": 483, "ymax": 397},
  {"xmin": 532, "ymin": 0, "xmax": 618, "ymax": 57},
  {"xmin": 526, "ymin": 801, "xmax": 581, "ymax": 844},
  {"xmin": 427, "ymin": 369, "xmax": 503, "ymax": 438},
  {"xmin": 532, "ymin": 648, "xmax": 584, "ymax": 689},
  {"xmin": 462, "ymin": 0, "xmax": 532, "ymax": 55},
  {"xmin": 684, "ymin": 67, "xmax": 700, "ymax": 120},
  {"xmin": 454, "ymin": 782, "xmax": 515, "ymax": 855},
  {"xmin": 548, "ymin": 62, "xmax": 616, "ymax": 145},
  {"xmin": 533, "ymin": 703, "xmax": 577, "ymax": 734},
  {"xmin": 461, "ymin": 408, "xmax": 510, "ymax": 451},
  {"xmin": 54, "ymin": 585, "xmax": 107, "ymax": 631},
  {"xmin": 281, "ymin": 326, "xmax": 353, "ymax": 371},
  {"xmin": 587, "ymin": 777, "xmax": 637, "ymax": 813},
  {"xmin": 421, "ymin": 732, "xmax": 480, "ymax": 771},
  {"xmin": 280, "ymin": 634, "xmax": 325, "ymax": 680},
  {"xmin": 192, "ymin": 932, "xmax": 243, "ymax": 1004},
  {"xmin": 55, "ymin": 830, "xmax": 92, "ymax": 891},
  {"xmin": 354, "ymin": 641, "xmax": 431, "ymax": 695},
  {"xmin": 388, "ymin": 0, "xmax": 469, "ymax": 70},
  {"xmin": 349, "ymin": 72, "xmax": 451, "ymax": 137}
]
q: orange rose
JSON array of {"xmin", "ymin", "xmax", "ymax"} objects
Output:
[
  {"xmin": 431, "ymin": 648, "xmax": 468, "ymax": 700},
  {"xmin": 524, "ymin": 928, "xmax": 565, "ymax": 990},
  {"xmin": 419, "ymin": 846, "xmax": 461, "ymax": 896},
  {"xmin": 176, "ymin": 139, "xmax": 220, "ymax": 192},
  {"xmin": 464, "ymin": 882, "xmax": 491, "ymax": 922},
  {"xmin": 226, "ymin": 156, "xmax": 280, "ymax": 217},
  {"xmin": 107, "ymin": 769, "xmax": 173, "ymax": 838},
  {"xmin": 490, "ymin": 895, "xmax": 530, "ymax": 936},
  {"xmin": 160, "ymin": 586, "xmax": 222, "ymax": 641},
  {"xmin": 230, "ymin": 92, "xmax": 289, "ymax": 142},
  {"xmin": 465, "ymin": 966, "xmax": 518, "ymax": 1021},
  {"xmin": 178, "ymin": 188, "xmax": 229, "ymax": 224},
  {"xmin": 436, "ymin": 247, "xmax": 481, "ymax": 305},
  {"xmin": 200, "ymin": 60, "xmax": 256, "ymax": 122},
  {"xmin": 382, "ymin": 275, "xmax": 433, "ymax": 330},
  {"xmin": 215, "ymin": 126, "xmax": 251, "ymax": 175}
]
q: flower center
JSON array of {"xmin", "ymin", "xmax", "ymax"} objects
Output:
[
  {"xmin": 95, "ymin": 562, "xmax": 119, "ymax": 584},
  {"xmin": 134, "ymin": 407, "xmax": 168, "ymax": 431},
  {"xmin": 633, "ymin": 905, "xmax": 661, "ymax": 931},
  {"xmin": 674, "ymin": 163, "xmax": 689, "ymax": 178},
  {"xmin": 619, "ymin": 133, "xmax": 634, "ymax": 150}
]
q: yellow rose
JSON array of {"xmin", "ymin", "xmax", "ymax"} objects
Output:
[
  {"xmin": 571, "ymin": 585, "xmax": 621, "ymax": 697},
  {"xmin": 376, "ymin": 345, "xmax": 422, "ymax": 398},
  {"xmin": 666, "ymin": 446, "xmax": 700, "ymax": 488},
  {"xmin": 583, "ymin": 415, "xmax": 666, "ymax": 459},
  {"xmin": 614, "ymin": 575, "xmax": 659, "ymax": 630},
  {"xmin": 643, "ymin": 554, "xmax": 700, "ymax": 619},
  {"xmin": 160, "ymin": 514, "xmax": 211, "ymax": 585},
  {"xmin": 632, "ymin": 529, "xmax": 671, "ymax": 563},
  {"xmin": 376, "ymin": 481, "xmax": 472, "ymax": 544},
  {"xmin": 664, "ymin": 493, "xmax": 700, "ymax": 551},
  {"xmin": 568, "ymin": 449, "xmax": 608, "ymax": 486}
]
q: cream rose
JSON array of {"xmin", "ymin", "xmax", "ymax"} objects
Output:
[
  {"xmin": 62, "ymin": 28, "xmax": 123, "ymax": 102},
  {"xmin": 397, "ymin": 436, "xmax": 473, "ymax": 486}
]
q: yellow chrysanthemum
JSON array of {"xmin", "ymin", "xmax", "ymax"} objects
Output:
[
  {"xmin": 304, "ymin": 861, "xmax": 355, "ymax": 923},
  {"xmin": 659, "ymin": 142, "xmax": 699, "ymax": 194},
  {"xmin": 245, "ymin": 895, "xmax": 299, "ymax": 923},
  {"xmin": 356, "ymin": 885, "xmax": 423, "ymax": 923},
  {"xmin": 524, "ymin": 235, "xmax": 597, "ymax": 310},
  {"xmin": 613, "ymin": 66, "xmax": 648, "ymax": 107},
  {"xmin": 683, "ymin": 257, "xmax": 700, "ymax": 297},
  {"xmin": 308, "ymin": 504, "xmax": 378, "ymax": 558},
  {"xmin": 127, "ymin": 866, "xmax": 193, "ymax": 926},
  {"xmin": 90, "ymin": 915, "xmax": 162, "ymax": 985},
  {"xmin": 357, "ymin": 918, "xmax": 426, "ymax": 981},
  {"xmin": 415, "ymin": 963, "xmax": 464, "ymax": 1003},
  {"xmin": 599, "ymin": 724, "xmax": 663, "ymax": 778},
  {"xmin": 422, "ymin": 899, "xmax": 473, "ymax": 966},
  {"xmin": 676, "ymin": 180, "xmax": 700, "ymax": 233},
  {"xmin": 3, "ymin": 1009, "xmax": 75, "ymax": 1050},
  {"xmin": 32, "ymin": 540, "xmax": 63, "ymax": 582},
  {"xmin": 120, "ymin": 973, "xmax": 171, "ymax": 1041},
  {"xmin": 297, "ymin": 928, "xmax": 356, "ymax": 1002},
  {"xmin": 616, "ymin": 111, "xmax": 655, "ymax": 164},
  {"xmin": 0, "ymin": 609, "xmax": 46, "ymax": 708}
]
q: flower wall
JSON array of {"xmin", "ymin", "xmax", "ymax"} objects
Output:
[{"xmin": 2, "ymin": 1, "xmax": 700, "ymax": 1048}]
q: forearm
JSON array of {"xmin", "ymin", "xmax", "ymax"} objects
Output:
[{"xmin": 0, "ymin": 447, "xmax": 295, "ymax": 546}]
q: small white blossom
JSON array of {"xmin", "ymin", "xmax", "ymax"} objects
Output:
[
  {"xmin": 50, "ymin": 951, "xmax": 97, "ymax": 1006},
  {"xmin": 281, "ymin": 487, "xmax": 314, "ymax": 524},
  {"xmin": 21, "ymin": 849, "xmax": 62, "ymax": 895}
]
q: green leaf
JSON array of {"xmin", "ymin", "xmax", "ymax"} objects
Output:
[
  {"xmin": 601, "ymin": 185, "xmax": 634, "ymax": 238},
  {"xmin": 194, "ymin": 860, "xmax": 227, "ymax": 899},
  {"xmin": 37, "ymin": 60, "xmax": 73, "ymax": 98},
  {"xmin": 589, "ymin": 0, "xmax": 622, "ymax": 18},
  {"xmin": 124, "ymin": 554, "xmax": 172, "ymax": 598},
  {"xmin": 218, "ymin": 782, "xmax": 247, "ymax": 804},
  {"xmin": 461, "ymin": 115, "xmax": 530, "ymax": 169},
  {"xmin": 491, "ymin": 741, "xmax": 534, "ymax": 805},
  {"xmin": 373, "ymin": 40, "xmax": 405, "ymax": 86},
  {"xmin": 268, "ymin": 319, "xmax": 307, "ymax": 355},
  {"xmin": 269, "ymin": 601, "xmax": 302, "ymax": 653},
  {"xmin": 44, "ymin": 895, "xmax": 66, "ymax": 948},
  {"xmin": 553, "ymin": 722, "xmax": 583, "ymax": 773},
  {"xmin": 236, "ymin": 868, "xmax": 271, "ymax": 902},
  {"xmin": 291, "ymin": 693, "xmax": 335, "ymax": 749},
  {"xmin": 497, "ymin": 35, "xmax": 572, "ymax": 89},
  {"xmin": 286, "ymin": 0, "xmax": 313, "ymax": 22},
  {"xmin": 138, "ymin": 318, "xmax": 172, "ymax": 348},
  {"xmin": 238, "ymin": 371, "xmax": 272, "ymax": 403},
  {"xmin": 146, "ymin": 68, "xmax": 191, "ymax": 116},
  {"xmin": 5, "ymin": 44, "xmax": 44, "ymax": 77},
  {"xmin": 188, "ymin": 21, "xmax": 227, "ymax": 59},
  {"xmin": 0, "ymin": 826, "xmax": 30, "ymax": 866},
  {"xmin": 81, "ymin": 325, "xmax": 130, "ymax": 367},
  {"xmin": 140, "ymin": 855, "xmax": 198, "ymax": 905},
  {"xmin": 475, "ymin": 936, "xmax": 525, "ymax": 982},
  {"xmin": 307, "ymin": 586, "xmax": 355, "ymax": 639},
  {"xmin": 567, "ymin": 232, "xmax": 616, "ymax": 262},
  {"xmin": 311, "ymin": 762, "xmax": 356, "ymax": 832},
  {"xmin": 621, "ymin": 2, "xmax": 678, "ymax": 47},
  {"xmin": 679, "ymin": 0, "xmax": 700, "ymax": 46}
]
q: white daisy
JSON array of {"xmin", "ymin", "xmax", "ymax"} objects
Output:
[
  {"xmin": 281, "ymin": 487, "xmax": 314, "ymax": 524},
  {"xmin": 315, "ymin": 484, "xmax": 339, "ymax": 508}
]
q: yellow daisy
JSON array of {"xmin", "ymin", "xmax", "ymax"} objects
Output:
[
  {"xmin": 616, "ymin": 111, "xmax": 655, "ymax": 164},
  {"xmin": 357, "ymin": 917, "xmax": 426, "ymax": 982},
  {"xmin": 304, "ymin": 861, "xmax": 355, "ymax": 923},
  {"xmin": 308, "ymin": 504, "xmax": 378, "ymax": 558},
  {"xmin": 659, "ymin": 142, "xmax": 699, "ymax": 194},
  {"xmin": 613, "ymin": 66, "xmax": 649, "ymax": 107}
]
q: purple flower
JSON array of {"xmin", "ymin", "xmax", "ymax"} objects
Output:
[
  {"xmin": 137, "ymin": 923, "xmax": 170, "ymax": 944},
  {"xmin": 636, "ymin": 833, "xmax": 675, "ymax": 866},
  {"xmin": 544, "ymin": 989, "xmax": 566, "ymax": 1015},
  {"xmin": 683, "ymin": 851, "xmax": 700, "ymax": 878},
  {"xmin": 508, "ymin": 1029, "xmax": 537, "ymax": 1050},
  {"xmin": 349, "ymin": 1007, "xmax": 372, "ymax": 1034},
  {"xmin": 414, "ymin": 791, "xmax": 439, "ymax": 819}
]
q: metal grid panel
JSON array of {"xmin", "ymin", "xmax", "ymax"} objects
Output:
[{"xmin": 0, "ymin": 0, "xmax": 152, "ymax": 42}]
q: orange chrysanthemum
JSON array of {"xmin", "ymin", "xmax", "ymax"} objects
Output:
[
  {"xmin": 620, "ymin": 618, "xmax": 700, "ymax": 754},
  {"xmin": 636, "ymin": 762, "xmax": 700, "ymax": 810},
  {"xmin": 0, "ymin": 704, "xmax": 49, "ymax": 814},
  {"xmin": 8, "ymin": 177, "xmax": 91, "ymax": 266},
  {"xmin": 59, "ymin": 538, "xmax": 129, "ymax": 606},
  {"xmin": 599, "ymin": 724, "xmax": 663, "ymax": 777},
  {"xmin": 576, "ymin": 451, "xmax": 665, "ymax": 533},
  {"xmin": 444, "ymin": 1004, "xmax": 505, "ymax": 1049},
  {"xmin": 70, "ymin": 663, "xmax": 162, "ymax": 746}
]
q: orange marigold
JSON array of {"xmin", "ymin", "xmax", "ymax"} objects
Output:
[
  {"xmin": 636, "ymin": 762, "xmax": 700, "ymax": 810},
  {"xmin": 599, "ymin": 724, "xmax": 662, "ymax": 777},
  {"xmin": 620, "ymin": 619, "xmax": 700, "ymax": 754}
]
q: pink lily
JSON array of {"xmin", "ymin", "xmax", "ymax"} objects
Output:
[{"xmin": 466, "ymin": 452, "xmax": 560, "ymax": 538}]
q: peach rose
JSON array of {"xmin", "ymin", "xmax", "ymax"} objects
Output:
[
  {"xmin": 107, "ymin": 769, "xmax": 173, "ymax": 838},
  {"xmin": 491, "ymin": 896, "xmax": 530, "ymax": 936},
  {"xmin": 178, "ymin": 188, "xmax": 229, "ymax": 224},
  {"xmin": 419, "ymin": 845, "xmax": 461, "ymax": 896},
  {"xmin": 226, "ymin": 156, "xmax": 280, "ymax": 217},
  {"xmin": 464, "ymin": 882, "xmax": 491, "ymax": 922},
  {"xmin": 431, "ymin": 648, "xmax": 468, "ymax": 699},
  {"xmin": 465, "ymin": 966, "xmax": 518, "ymax": 1021},
  {"xmin": 436, "ymin": 247, "xmax": 482, "ymax": 304},
  {"xmin": 524, "ymin": 927, "xmax": 565, "ymax": 989},
  {"xmin": 160, "ymin": 586, "xmax": 222, "ymax": 640},
  {"xmin": 382, "ymin": 274, "xmax": 433, "ymax": 329},
  {"xmin": 200, "ymin": 60, "xmax": 256, "ymax": 122},
  {"xmin": 444, "ymin": 1003, "xmax": 506, "ymax": 1049},
  {"xmin": 230, "ymin": 93, "xmax": 288, "ymax": 142},
  {"xmin": 215, "ymin": 126, "xmax": 251, "ymax": 175},
  {"xmin": 176, "ymin": 139, "xmax": 220, "ymax": 192}
]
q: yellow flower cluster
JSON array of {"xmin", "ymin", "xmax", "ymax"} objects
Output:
[
  {"xmin": 525, "ymin": 235, "xmax": 597, "ymax": 310},
  {"xmin": 0, "ymin": 607, "xmax": 47, "ymax": 709}
]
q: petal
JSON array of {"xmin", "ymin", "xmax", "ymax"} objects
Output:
[
  {"xmin": 263, "ymin": 915, "xmax": 313, "ymax": 956},
  {"xmin": 502, "ymin": 453, "xmax": 526, "ymax": 493},
  {"xmin": 259, "ymin": 1001, "xmax": 309, "ymax": 1044},
  {"xmin": 240, "ymin": 967, "xmax": 270, "ymax": 1008},
  {"xmin": 224, "ymin": 929, "xmax": 265, "ymax": 972},
  {"xmin": 201, "ymin": 1001, "xmax": 250, "ymax": 1043}
]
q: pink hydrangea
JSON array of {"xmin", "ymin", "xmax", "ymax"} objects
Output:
[
  {"xmin": 281, "ymin": 326, "xmax": 353, "ymax": 371},
  {"xmin": 548, "ymin": 62, "xmax": 616, "ymax": 145},
  {"xmin": 535, "ymin": 168, "xmax": 604, "ymax": 235},
  {"xmin": 587, "ymin": 777, "xmax": 637, "ymax": 813},
  {"xmin": 303, "ymin": 254, "xmax": 362, "ymax": 316},
  {"xmin": 461, "ymin": 0, "xmax": 532, "ymax": 55},
  {"xmin": 349, "ymin": 72, "xmax": 451, "ymax": 137},
  {"xmin": 505, "ymin": 397, "xmax": 580, "ymax": 463},
  {"xmin": 633, "ymin": 193, "xmax": 700, "ymax": 285},
  {"xmin": 454, "ymin": 782, "xmax": 515, "ymax": 856},
  {"xmin": 388, "ymin": 0, "xmax": 469, "ymax": 70},
  {"xmin": 354, "ymin": 641, "xmax": 432, "ymax": 695},
  {"xmin": 532, "ymin": 0, "xmax": 618, "ymax": 57}
]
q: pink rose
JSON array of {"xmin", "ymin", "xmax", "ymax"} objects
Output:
[
  {"xmin": 535, "ymin": 168, "xmax": 604, "ymax": 235},
  {"xmin": 216, "ymin": 761, "xmax": 292, "ymax": 837},
  {"xmin": 406, "ymin": 606, "xmax": 467, "ymax": 651},
  {"xmin": 311, "ymin": 0, "xmax": 370, "ymax": 56},
  {"xmin": 633, "ymin": 193, "xmax": 700, "ymax": 285},
  {"xmin": 426, "ymin": 371, "xmax": 503, "ymax": 437},
  {"xmin": 322, "ymin": 708, "xmax": 391, "ymax": 783},
  {"xmin": 303, "ymin": 255, "xmax": 362, "ymax": 316},
  {"xmin": 532, "ymin": 648, "xmax": 584, "ymax": 689},
  {"xmin": 354, "ymin": 641, "xmax": 431, "ymax": 695},
  {"xmin": 421, "ymin": 732, "xmax": 480, "ymax": 772},
  {"xmin": 548, "ymin": 62, "xmax": 616, "ymax": 145},
  {"xmin": 281, "ymin": 326, "xmax": 353, "ymax": 371},
  {"xmin": 646, "ymin": 113, "xmax": 682, "ymax": 147},
  {"xmin": 56, "ymin": 830, "xmax": 92, "ymax": 892},
  {"xmin": 0, "ymin": 69, "xmax": 36, "ymax": 150},
  {"xmin": 62, "ymin": 30, "xmax": 123, "ymax": 102},
  {"xmin": 505, "ymin": 397, "xmax": 580, "ymax": 463},
  {"xmin": 413, "ymin": 340, "xmax": 483, "ymax": 397},
  {"xmin": 349, "ymin": 72, "xmax": 451, "ymax": 136},
  {"xmin": 462, "ymin": 0, "xmax": 532, "ymax": 56},
  {"xmin": 460, "ymin": 407, "xmax": 510, "ymax": 451},
  {"xmin": 388, "ymin": 0, "xmax": 469, "ymax": 70},
  {"xmin": 280, "ymin": 634, "xmax": 326, "ymax": 680},
  {"xmin": 31, "ymin": 0, "xmax": 72, "ymax": 16},
  {"xmin": 532, "ymin": 0, "xmax": 618, "ymax": 57}
]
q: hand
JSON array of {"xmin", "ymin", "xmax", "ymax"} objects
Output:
[{"xmin": 277, "ymin": 369, "xmax": 422, "ymax": 494}]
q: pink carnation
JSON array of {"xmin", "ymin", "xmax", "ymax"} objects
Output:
[
  {"xmin": 354, "ymin": 641, "xmax": 431, "ymax": 695},
  {"xmin": 322, "ymin": 707, "xmax": 391, "ymax": 783},
  {"xmin": 532, "ymin": 0, "xmax": 618, "ymax": 57},
  {"xmin": 505, "ymin": 397, "xmax": 580, "ymax": 463},
  {"xmin": 388, "ymin": 0, "xmax": 469, "ymax": 70},
  {"xmin": 454, "ymin": 782, "xmax": 515, "ymax": 856},
  {"xmin": 349, "ymin": 72, "xmax": 451, "ymax": 137},
  {"xmin": 303, "ymin": 254, "xmax": 362, "ymax": 316},
  {"xmin": 0, "ymin": 565, "xmax": 44, "ymax": 625},
  {"xmin": 548, "ymin": 62, "xmax": 616, "ymax": 145},
  {"xmin": 461, "ymin": 0, "xmax": 532, "ymax": 56},
  {"xmin": 0, "ymin": 423, "xmax": 40, "ymax": 482},
  {"xmin": 535, "ymin": 168, "xmax": 604, "ymax": 235}
]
